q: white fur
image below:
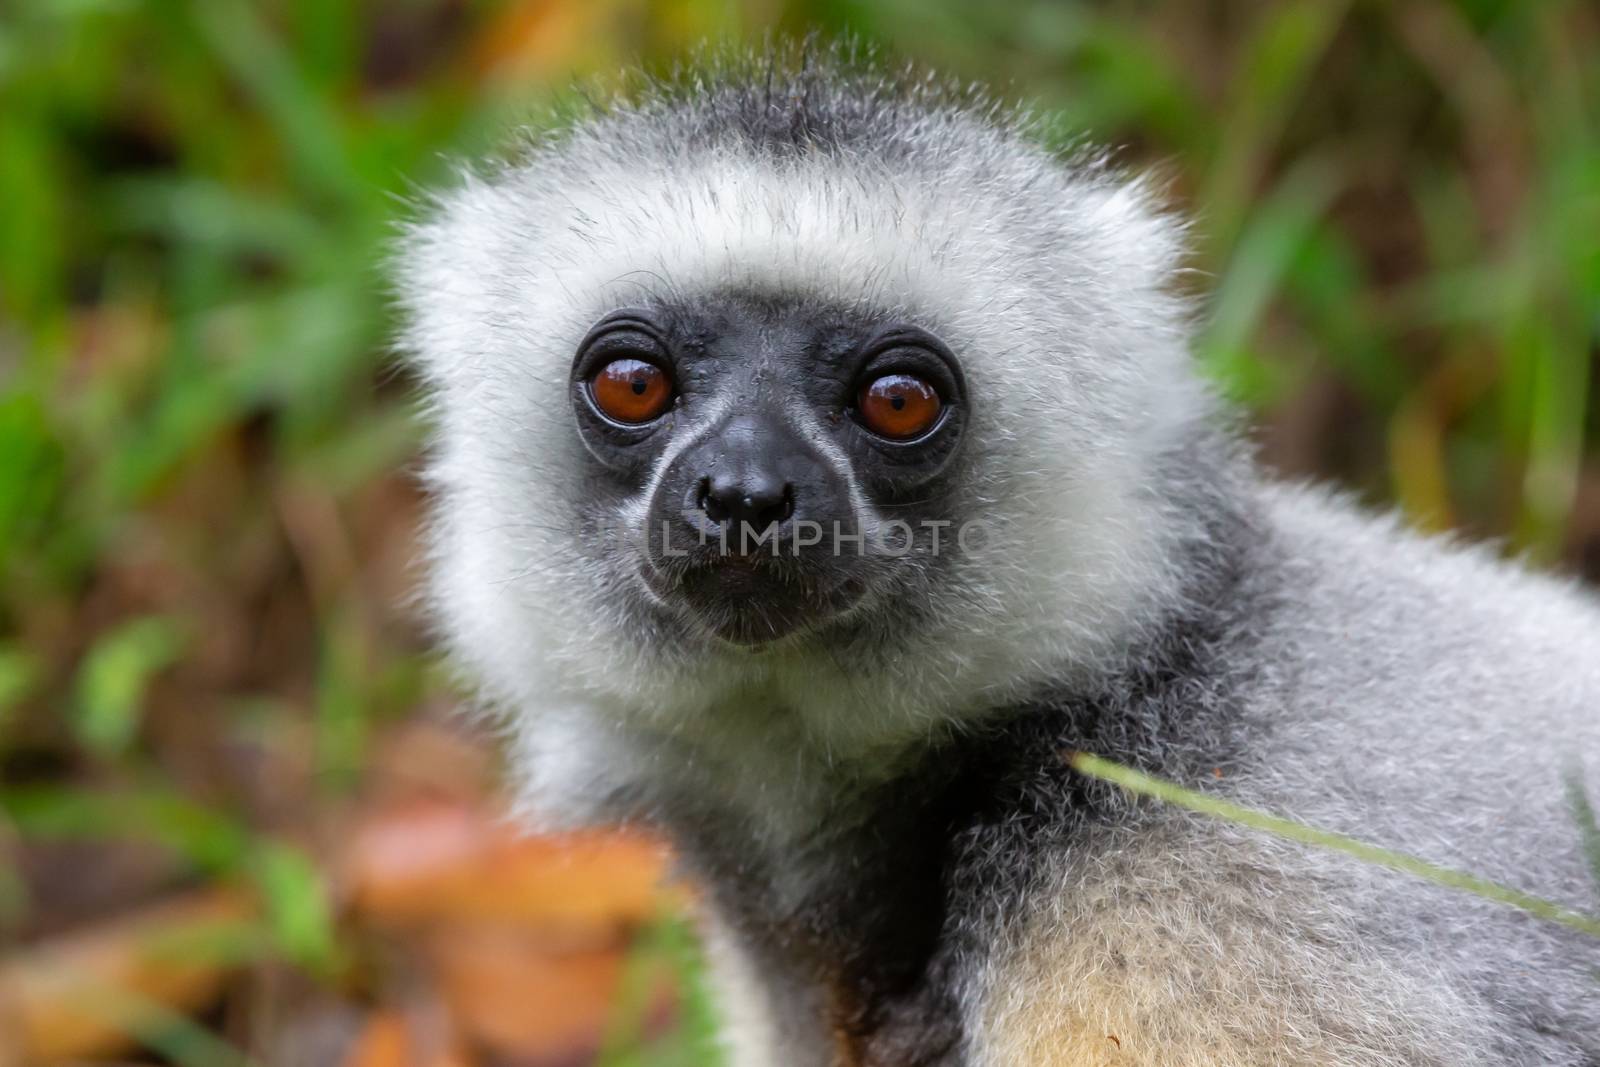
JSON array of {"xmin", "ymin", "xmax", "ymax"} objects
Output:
[{"xmin": 400, "ymin": 110, "xmax": 1206, "ymax": 830}]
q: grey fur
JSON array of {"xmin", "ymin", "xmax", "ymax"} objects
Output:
[{"xmin": 397, "ymin": 48, "xmax": 1600, "ymax": 1066}]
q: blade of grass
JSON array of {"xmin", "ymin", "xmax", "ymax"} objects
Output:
[
  {"xmin": 74, "ymin": 615, "xmax": 187, "ymax": 759},
  {"xmin": 40, "ymin": 980, "xmax": 261, "ymax": 1067},
  {"xmin": 1511, "ymin": 309, "xmax": 1590, "ymax": 560},
  {"xmin": 1069, "ymin": 751, "xmax": 1600, "ymax": 940},
  {"xmin": 2, "ymin": 785, "xmax": 254, "ymax": 873},
  {"xmin": 0, "ymin": 889, "xmax": 263, "ymax": 1065},
  {"xmin": 252, "ymin": 840, "xmax": 339, "ymax": 978},
  {"xmin": 1565, "ymin": 766, "xmax": 1600, "ymax": 907},
  {"xmin": 1202, "ymin": 0, "xmax": 1352, "ymax": 243},
  {"xmin": 187, "ymin": 0, "xmax": 364, "ymax": 207},
  {"xmin": 594, "ymin": 917, "xmax": 723, "ymax": 1067},
  {"xmin": 1197, "ymin": 157, "xmax": 1341, "ymax": 407}
]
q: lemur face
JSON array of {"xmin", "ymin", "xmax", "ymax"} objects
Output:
[
  {"xmin": 400, "ymin": 69, "xmax": 1205, "ymax": 738},
  {"xmin": 568, "ymin": 296, "xmax": 969, "ymax": 646}
]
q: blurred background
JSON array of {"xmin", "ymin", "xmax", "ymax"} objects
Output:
[{"xmin": 0, "ymin": 1, "xmax": 1596, "ymax": 1064}]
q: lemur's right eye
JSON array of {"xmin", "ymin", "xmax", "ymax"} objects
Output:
[{"xmin": 589, "ymin": 359, "xmax": 673, "ymax": 424}]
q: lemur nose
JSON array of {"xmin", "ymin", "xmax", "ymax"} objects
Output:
[{"xmin": 698, "ymin": 474, "xmax": 795, "ymax": 529}]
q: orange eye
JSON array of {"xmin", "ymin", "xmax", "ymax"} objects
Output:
[
  {"xmin": 590, "ymin": 359, "xmax": 672, "ymax": 423},
  {"xmin": 857, "ymin": 373, "xmax": 942, "ymax": 440}
]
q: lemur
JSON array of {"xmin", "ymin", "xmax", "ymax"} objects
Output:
[{"xmin": 396, "ymin": 49, "xmax": 1600, "ymax": 1067}]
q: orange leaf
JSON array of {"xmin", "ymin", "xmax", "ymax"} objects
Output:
[
  {"xmin": 342, "ymin": 1011, "xmax": 473, "ymax": 1067},
  {"xmin": 0, "ymin": 889, "xmax": 254, "ymax": 1061},
  {"xmin": 427, "ymin": 926, "xmax": 627, "ymax": 1058},
  {"xmin": 345, "ymin": 801, "xmax": 681, "ymax": 934}
]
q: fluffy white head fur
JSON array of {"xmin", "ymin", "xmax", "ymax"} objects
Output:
[{"xmin": 397, "ymin": 63, "xmax": 1214, "ymax": 822}]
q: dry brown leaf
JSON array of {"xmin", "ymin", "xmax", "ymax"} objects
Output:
[
  {"xmin": 343, "ymin": 1015, "xmax": 410, "ymax": 1067},
  {"xmin": 426, "ymin": 926, "xmax": 625, "ymax": 1059},
  {"xmin": 345, "ymin": 801, "xmax": 681, "ymax": 933},
  {"xmin": 341, "ymin": 1010, "xmax": 473, "ymax": 1067},
  {"xmin": 0, "ymin": 888, "xmax": 254, "ymax": 1061}
]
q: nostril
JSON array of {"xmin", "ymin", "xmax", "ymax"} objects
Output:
[
  {"xmin": 745, "ymin": 485, "xmax": 793, "ymax": 528},
  {"xmin": 770, "ymin": 484, "xmax": 795, "ymax": 524},
  {"xmin": 698, "ymin": 475, "xmax": 794, "ymax": 529},
  {"xmin": 697, "ymin": 477, "xmax": 730, "ymax": 523}
]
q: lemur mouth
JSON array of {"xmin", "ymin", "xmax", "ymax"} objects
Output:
[{"xmin": 639, "ymin": 552, "xmax": 868, "ymax": 647}]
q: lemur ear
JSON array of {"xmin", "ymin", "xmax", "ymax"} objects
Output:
[
  {"xmin": 1069, "ymin": 178, "xmax": 1187, "ymax": 298},
  {"xmin": 393, "ymin": 171, "xmax": 524, "ymax": 394}
]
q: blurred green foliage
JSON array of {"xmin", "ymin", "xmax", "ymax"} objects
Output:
[{"xmin": 0, "ymin": 0, "xmax": 1596, "ymax": 1063}]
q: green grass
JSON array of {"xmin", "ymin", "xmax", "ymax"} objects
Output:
[
  {"xmin": 0, "ymin": 1, "xmax": 1596, "ymax": 1063},
  {"xmin": 1071, "ymin": 753, "xmax": 1600, "ymax": 940}
]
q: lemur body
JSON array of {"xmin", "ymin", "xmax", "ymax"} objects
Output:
[{"xmin": 398, "ymin": 54, "xmax": 1600, "ymax": 1065}]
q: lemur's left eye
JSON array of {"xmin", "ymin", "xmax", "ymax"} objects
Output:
[
  {"xmin": 857, "ymin": 373, "xmax": 942, "ymax": 440},
  {"xmin": 590, "ymin": 359, "xmax": 673, "ymax": 423}
]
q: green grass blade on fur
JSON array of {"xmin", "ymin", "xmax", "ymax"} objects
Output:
[{"xmin": 1069, "ymin": 751, "xmax": 1600, "ymax": 941}]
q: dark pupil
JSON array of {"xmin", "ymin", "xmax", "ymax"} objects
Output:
[
  {"xmin": 889, "ymin": 393, "xmax": 906, "ymax": 410},
  {"xmin": 630, "ymin": 374, "xmax": 648, "ymax": 395}
]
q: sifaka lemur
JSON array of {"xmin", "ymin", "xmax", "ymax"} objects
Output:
[{"xmin": 395, "ymin": 49, "xmax": 1600, "ymax": 1066}]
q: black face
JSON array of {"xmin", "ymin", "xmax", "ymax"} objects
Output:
[{"xmin": 570, "ymin": 295, "xmax": 969, "ymax": 647}]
